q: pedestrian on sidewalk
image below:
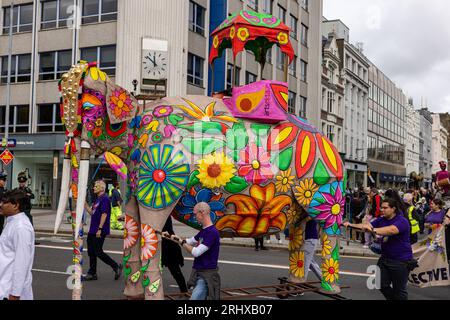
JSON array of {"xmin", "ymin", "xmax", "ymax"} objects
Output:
[
  {"xmin": 344, "ymin": 198, "xmax": 415, "ymax": 300},
  {"xmin": 163, "ymin": 202, "xmax": 221, "ymax": 300},
  {"xmin": 83, "ymin": 180, "xmax": 122, "ymax": 281},
  {"xmin": 254, "ymin": 235, "xmax": 268, "ymax": 251},
  {"xmin": 161, "ymin": 216, "xmax": 188, "ymax": 294},
  {"xmin": 0, "ymin": 190, "xmax": 35, "ymax": 300},
  {"xmin": 0, "ymin": 172, "xmax": 8, "ymax": 235}
]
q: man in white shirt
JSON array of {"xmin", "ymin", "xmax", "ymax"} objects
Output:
[{"xmin": 0, "ymin": 190, "xmax": 35, "ymax": 300}]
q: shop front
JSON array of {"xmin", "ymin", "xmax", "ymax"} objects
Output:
[{"xmin": 345, "ymin": 161, "xmax": 368, "ymax": 190}]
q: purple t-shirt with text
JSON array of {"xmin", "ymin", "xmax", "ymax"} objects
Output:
[
  {"xmin": 193, "ymin": 225, "xmax": 220, "ymax": 270},
  {"xmin": 371, "ymin": 214, "xmax": 413, "ymax": 262},
  {"xmin": 89, "ymin": 194, "xmax": 111, "ymax": 236},
  {"xmin": 305, "ymin": 220, "xmax": 318, "ymax": 240}
]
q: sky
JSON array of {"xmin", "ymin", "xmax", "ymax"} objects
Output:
[{"xmin": 323, "ymin": 0, "xmax": 450, "ymax": 114}]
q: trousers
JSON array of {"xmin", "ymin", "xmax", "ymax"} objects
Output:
[
  {"xmin": 303, "ymin": 239, "xmax": 322, "ymax": 281},
  {"xmin": 87, "ymin": 234, "xmax": 118, "ymax": 275},
  {"xmin": 377, "ymin": 257, "xmax": 409, "ymax": 300},
  {"xmin": 167, "ymin": 264, "xmax": 188, "ymax": 293}
]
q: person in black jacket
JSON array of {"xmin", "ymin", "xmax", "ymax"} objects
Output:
[
  {"xmin": 15, "ymin": 172, "xmax": 35, "ymax": 226},
  {"xmin": 161, "ymin": 216, "xmax": 187, "ymax": 293},
  {"xmin": 0, "ymin": 172, "xmax": 7, "ymax": 235}
]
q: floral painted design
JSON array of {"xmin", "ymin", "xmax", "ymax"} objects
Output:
[
  {"xmin": 309, "ymin": 182, "xmax": 345, "ymax": 233},
  {"xmin": 124, "ymin": 215, "xmax": 139, "ymax": 250},
  {"xmin": 238, "ymin": 143, "xmax": 274, "ymax": 184},
  {"xmin": 213, "ymin": 35, "xmax": 220, "ymax": 48},
  {"xmin": 288, "ymin": 227, "xmax": 303, "ymax": 251},
  {"xmin": 237, "ymin": 27, "xmax": 250, "ymax": 42},
  {"xmin": 138, "ymin": 144, "xmax": 190, "ymax": 209},
  {"xmin": 289, "ymin": 251, "xmax": 305, "ymax": 278},
  {"xmin": 286, "ymin": 207, "xmax": 301, "ymax": 225},
  {"xmin": 294, "ymin": 179, "xmax": 319, "ymax": 206},
  {"xmin": 197, "ymin": 153, "xmax": 236, "ymax": 189},
  {"xmin": 140, "ymin": 224, "xmax": 158, "ymax": 261},
  {"xmin": 275, "ymin": 168, "xmax": 295, "ymax": 193},
  {"xmin": 176, "ymin": 99, "xmax": 238, "ymax": 123},
  {"xmin": 142, "ymin": 115, "xmax": 153, "ymax": 126},
  {"xmin": 151, "ymin": 132, "xmax": 163, "ymax": 143},
  {"xmin": 277, "ymin": 32, "xmax": 289, "ymax": 45},
  {"xmin": 109, "ymin": 89, "xmax": 133, "ymax": 120},
  {"xmin": 321, "ymin": 234, "xmax": 332, "ymax": 257},
  {"xmin": 153, "ymin": 106, "xmax": 173, "ymax": 118},
  {"xmin": 229, "ymin": 27, "xmax": 236, "ymax": 39},
  {"xmin": 175, "ymin": 188, "xmax": 226, "ymax": 229},
  {"xmin": 216, "ymin": 183, "xmax": 291, "ymax": 237},
  {"xmin": 128, "ymin": 170, "xmax": 138, "ymax": 191},
  {"xmin": 322, "ymin": 258, "xmax": 339, "ymax": 284}
]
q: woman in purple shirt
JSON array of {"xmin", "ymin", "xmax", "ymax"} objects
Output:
[
  {"xmin": 424, "ymin": 199, "xmax": 446, "ymax": 234},
  {"xmin": 344, "ymin": 198, "xmax": 413, "ymax": 300}
]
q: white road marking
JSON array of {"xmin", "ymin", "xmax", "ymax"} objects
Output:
[
  {"xmin": 32, "ymin": 268, "xmax": 71, "ymax": 276},
  {"xmin": 36, "ymin": 244, "xmax": 372, "ymax": 277}
]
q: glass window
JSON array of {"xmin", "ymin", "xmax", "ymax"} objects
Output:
[
  {"xmin": 39, "ymin": 51, "xmax": 56, "ymax": 80},
  {"xmin": 277, "ymin": 5, "xmax": 286, "ymax": 23},
  {"xmin": 1, "ymin": 54, "xmax": 31, "ymax": 83},
  {"xmin": 187, "ymin": 52, "xmax": 204, "ymax": 87},
  {"xmin": 82, "ymin": 0, "xmax": 117, "ymax": 24},
  {"xmin": 262, "ymin": 0, "xmax": 273, "ymax": 14},
  {"xmin": 245, "ymin": 71, "xmax": 257, "ymax": 85},
  {"xmin": 300, "ymin": 23, "xmax": 308, "ymax": 46},
  {"xmin": 288, "ymin": 91, "xmax": 296, "ymax": 114},
  {"xmin": 226, "ymin": 63, "xmax": 240, "ymax": 89},
  {"xmin": 3, "ymin": 4, "xmax": 33, "ymax": 34},
  {"xmin": 80, "ymin": 45, "xmax": 116, "ymax": 75},
  {"xmin": 300, "ymin": 59, "xmax": 307, "ymax": 82},
  {"xmin": 80, "ymin": 47, "xmax": 97, "ymax": 63},
  {"xmin": 11, "ymin": 105, "xmax": 30, "ymax": 133},
  {"xmin": 299, "ymin": 96, "xmax": 307, "ymax": 119},
  {"xmin": 189, "ymin": 1, "xmax": 205, "ymax": 36},
  {"xmin": 38, "ymin": 103, "xmax": 63, "ymax": 132},
  {"xmin": 301, "ymin": 0, "xmax": 309, "ymax": 11},
  {"xmin": 290, "ymin": 15, "xmax": 297, "ymax": 39},
  {"xmin": 57, "ymin": 50, "xmax": 71, "ymax": 78},
  {"xmin": 41, "ymin": 0, "xmax": 57, "ymax": 29},
  {"xmin": 288, "ymin": 55, "xmax": 297, "ymax": 77},
  {"xmin": 276, "ymin": 46, "xmax": 285, "ymax": 70},
  {"xmin": 248, "ymin": 0, "xmax": 258, "ymax": 11}
]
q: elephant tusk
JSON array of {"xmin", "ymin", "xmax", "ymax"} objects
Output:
[
  {"xmin": 54, "ymin": 154, "xmax": 72, "ymax": 234},
  {"xmin": 74, "ymin": 141, "xmax": 91, "ymax": 239}
]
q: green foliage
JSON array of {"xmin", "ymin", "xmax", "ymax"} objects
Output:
[
  {"xmin": 224, "ymin": 176, "xmax": 249, "ymax": 194},
  {"xmin": 182, "ymin": 138, "xmax": 226, "ymax": 155}
]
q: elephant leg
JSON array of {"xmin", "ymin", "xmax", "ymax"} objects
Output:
[
  {"xmin": 138, "ymin": 202, "xmax": 178, "ymax": 300},
  {"xmin": 318, "ymin": 227, "xmax": 341, "ymax": 295},
  {"xmin": 123, "ymin": 196, "xmax": 144, "ymax": 299},
  {"xmin": 288, "ymin": 219, "xmax": 307, "ymax": 283}
]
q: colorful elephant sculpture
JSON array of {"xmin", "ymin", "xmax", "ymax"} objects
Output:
[{"xmin": 55, "ymin": 61, "xmax": 346, "ymax": 300}]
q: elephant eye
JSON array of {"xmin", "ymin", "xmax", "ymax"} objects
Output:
[{"xmin": 83, "ymin": 102, "xmax": 95, "ymax": 109}]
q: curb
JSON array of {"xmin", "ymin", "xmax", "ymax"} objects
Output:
[{"xmin": 35, "ymin": 228, "xmax": 378, "ymax": 258}]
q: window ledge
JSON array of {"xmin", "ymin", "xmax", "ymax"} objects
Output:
[
  {"xmin": 0, "ymin": 30, "xmax": 32, "ymax": 37},
  {"xmin": 0, "ymin": 81, "xmax": 31, "ymax": 86},
  {"xmin": 187, "ymin": 82, "xmax": 206, "ymax": 90},
  {"xmin": 81, "ymin": 20, "xmax": 118, "ymax": 27}
]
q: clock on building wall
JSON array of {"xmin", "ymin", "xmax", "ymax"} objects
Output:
[{"xmin": 142, "ymin": 38, "xmax": 169, "ymax": 80}]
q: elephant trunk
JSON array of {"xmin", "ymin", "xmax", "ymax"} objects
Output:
[
  {"xmin": 54, "ymin": 150, "xmax": 72, "ymax": 234},
  {"xmin": 74, "ymin": 141, "xmax": 91, "ymax": 239}
]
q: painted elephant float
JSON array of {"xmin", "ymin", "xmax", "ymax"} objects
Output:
[{"xmin": 55, "ymin": 61, "xmax": 346, "ymax": 300}]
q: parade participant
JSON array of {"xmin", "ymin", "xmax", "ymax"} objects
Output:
[
  {"xmin": 254, "ymin": 235, "xmax": 268, "ymax": 251},
  {"xmin": 84, "ymin": 180, "xmax": 122, "ymax": 281},
  {"xmin": 109, "ymin": 181, "xmax": 124, "ymax": 231},
  {"xmin": 0, "ymin": 172, "xmax": 7, "ymax": 235},
  {"xmin": 302, "ymin": 218, "xmax": 322, "ymax": 281},
  {"xmin": 161, "ymin": 216, "xmax": 187, "ymax": 294},
  {"xmin": 164, "ymin": 202, "xmax": 221, "ymax": 300},
  {"xmin": 344, "ymin": 198, "xmax": 414, "ymax": 300},
  {"xmin": 424, "ymin": 199, "xmax": 446, "ymax": 234},
  {"xmin": 0, "ymin": 190, "xmax": 35, "ymax": 300},
  {"xmin": 435, "ymin": 161, "xmax": 450, "ymax": 197},
  {"xmin": 403, "ymin": 193, "xmax": 420, "ymax": 244},
  {"xmin": 444, "ymin": 210, "xmax": 450, "ymax": 265}
]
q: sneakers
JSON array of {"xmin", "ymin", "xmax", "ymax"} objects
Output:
[
  {"xmin": 114, "ymin": 264, "xmax": 123, "ymax": 280},
  {"xmin": 83, "ymin": 274, "xmax": 98, "ymax": 281}
]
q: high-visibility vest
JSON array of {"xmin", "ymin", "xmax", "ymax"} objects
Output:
[{"xmin": 408, "ymin": 206, "xmax": 420, "ymax": 235}]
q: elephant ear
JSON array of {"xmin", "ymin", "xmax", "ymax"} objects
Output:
[{"xmin": 105, "ymin": 80, "xmax": 138, "ymax": 124}]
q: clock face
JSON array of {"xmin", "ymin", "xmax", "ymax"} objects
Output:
[{"xmin": 143, "ymin": 51, "xmax": 168, "ymax": 79}]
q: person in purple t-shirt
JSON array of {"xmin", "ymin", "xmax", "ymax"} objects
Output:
[
  {"xmin": 164, "ymin": 202, "xmax": 221, "ymax": 300},
  {"xmin": 344, "ymin": 198, "xmax": 414, "ymax": 300},
  {"xmin": 83, "ymin": 180, "xmax": 122, "ymax": 281},
  {"xmin": 424, "ymin": 199, "xmax": 446, "ymax": 234}
]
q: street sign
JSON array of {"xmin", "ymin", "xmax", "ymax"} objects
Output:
[
  {"xmin": 0, "ymin": 149, "xmax": 14, "ymax": 166},
  {"xmin": 1, "ymin": 138, "xmax": 17, "ymax": 148}
]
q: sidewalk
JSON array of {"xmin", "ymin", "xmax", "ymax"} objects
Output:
[{"xmin": 32, "ymin": 209, "xmax": 378, "ymax": 258}]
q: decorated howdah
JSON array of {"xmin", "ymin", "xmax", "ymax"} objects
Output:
[
  {"xmin": 223, "ymin": 80, "xmax": 288, "ymax": 123},
  {"xmin": 55, "ymin": 61, "xmax": 345, "ymax": 300}
]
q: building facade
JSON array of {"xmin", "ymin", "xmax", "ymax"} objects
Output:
[
  {"xmin": 431, "ymin": 113, "xmax": 449, "ymax": 174},
  {"xmin": 0, "ymin": 0, "xmax": 323, "ymax": 207},
  {"xmin": 320, "ymin": 31, "xmax": 344, "ymax": 155},
  {"xmin": 324, "ymin": 19, "xmax": 370, "ymax": 189},
  {"xmin": 367, "ymin": 62, "xmax": 408, "ymax": 188},
  {"xmin": 439, "ymin": 112, "xmax": 450, "ymax": 165},
  {"xmin": 418, "ymin": 108, "xmax": 433, "ymax": 187},
  {"xmin": 405, "ymin": 100, "xmax": 420, "ymax": 178}
]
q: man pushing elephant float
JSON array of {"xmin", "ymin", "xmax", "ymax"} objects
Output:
[{"xmin": 53, "ymin": 10, "xmax": 346, "ymax": 301}]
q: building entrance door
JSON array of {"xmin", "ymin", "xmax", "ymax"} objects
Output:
[{"xmin": 37, "ymin": 166, "xmax": 52, "ymax": 208}]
